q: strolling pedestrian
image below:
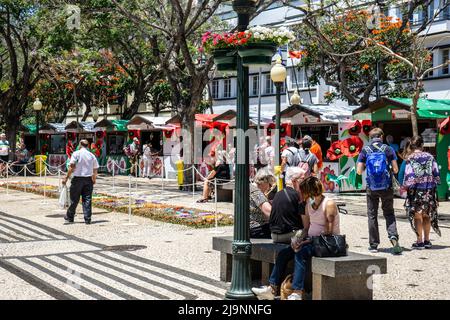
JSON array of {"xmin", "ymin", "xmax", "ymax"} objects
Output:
[
  {"xmin": 269, "ymin": 167, "xmax": 307, "ymax": 244},
  {"xmin": 0, "ymin": 133, "xmax": 10, "ymax": 177},
  {"xmin": 297, "ymin": 136, "xmax": 319, "ymax": 177},
  {"xmin": 357, "ymin": 128, "xmax": 402, "ymax": 255},
  {"xmin": 125, "ymin": 137, "xmax": 140, "ymax": 176},
  {"xmin": 250, "ymin": 168, "xmax": 276, "ymax": 239},
  {"xmin": 402, "ymin": 135, "xmax": 441, "ymax": 249},
  {"xmin": 62, "ymin": 140, "xmax": 99, "ymax": 224}
]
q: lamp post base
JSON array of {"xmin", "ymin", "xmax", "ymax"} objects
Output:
[{"xmin": 225, "ymin": 241, "xmax": 257, "ymax": 300}]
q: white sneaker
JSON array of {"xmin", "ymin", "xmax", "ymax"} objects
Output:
[
  {"xmin": 251, "ymin": 286, "xmax": 275, "ymax": 300},
  {"xmin": 287, "ymin": 292, "xmax": 303, "ymax": 300}
]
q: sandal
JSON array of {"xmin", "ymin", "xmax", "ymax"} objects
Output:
[{"xmin": 196, "ymin": 198, "xmax": 208, "ymax": 203}]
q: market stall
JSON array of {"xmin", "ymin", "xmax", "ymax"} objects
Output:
[
  {"xmin": 280, "ymin": 103, "xmax": 355, "ymax": 193},
  {"xmin": 127, "ymin": 115, "xmax": 175, "ymax": 177},
  {"xmin": 93, "ymin": 119, "xmax": 129, "ymax": 174},
  {"xmin": 352, "ymin": 97, "xmax": 450, "ymax": 200},
  {"xmin": 165, "ymin": 114, "xmax": 229, "ymax": 179},
  {"xmin": 38, "ymin": 123, "xmax": 68, "ymax": 172},
  {"xmin": 213, "ymin": 109, "xmax": 275, "ymax": 178},
  {"xmin": 64, "ymin": 121, "xmax": 99, "ymax": 169}
]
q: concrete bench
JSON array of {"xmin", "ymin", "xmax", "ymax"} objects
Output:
[
  {"xmin": 215, "ymin": 181, "xmax": 235, "ymax": 202},
  {"xmin": 212, "ymin": 236, "xmax": 387, "ymax": 300}
]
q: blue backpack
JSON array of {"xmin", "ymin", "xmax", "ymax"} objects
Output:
[{"xmin": 365, "ymin": 144, "xmax": 391, "ymax": 191}]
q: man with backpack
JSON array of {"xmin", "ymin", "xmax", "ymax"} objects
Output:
[{"xmin": 357, "ymin": 128, "xmax": 402, "ymax": 255}]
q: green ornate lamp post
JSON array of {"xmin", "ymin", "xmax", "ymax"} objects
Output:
[{"xmin": 225, "ymin": 0, "xmax": 258, "ymax": 300}]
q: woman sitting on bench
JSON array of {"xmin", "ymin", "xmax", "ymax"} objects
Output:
[
  {"xmin": 197, "ymin": 151, "xmax": 230, "ymax": 203},
  {"xmin": 252, "ymin": 176, "xmax": 340, "ymax": 300},
  {"xmin": 250, "ymin": 168, "xmax": 276, "ymax": 239}
]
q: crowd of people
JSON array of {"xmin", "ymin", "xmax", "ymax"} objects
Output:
[{"xmin": 249, "ymin": 128, "xmax": 442, "ymax": 300}]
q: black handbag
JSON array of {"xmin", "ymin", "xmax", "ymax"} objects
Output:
[{"xmin": 311, "ymin": 234, "xmax": 347, "ymax": 257}]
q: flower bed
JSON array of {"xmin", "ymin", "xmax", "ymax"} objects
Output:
[{"xmin": 0, "ymin": 182, "xmax": 234, "ymax": 228}]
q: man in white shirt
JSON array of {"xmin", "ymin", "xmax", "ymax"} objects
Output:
[
  {"xmin": 62, "ymin": 140, "xmax": 99, "ymax": 224},
  {"xmin": 0, "ymin": 133, "xmax": 10, "ymax": 177},
  {"xmin": 127, "ymin": 137, "xmax": 140, "ymax": 176}
]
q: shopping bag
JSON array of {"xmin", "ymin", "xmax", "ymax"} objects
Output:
[{"xmin": 59, "ymin": 186, "xmax": 69, "ymax": 208}]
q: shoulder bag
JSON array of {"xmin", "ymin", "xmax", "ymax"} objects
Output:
[
  {"xmin": 311, "ymin": 234, "xmax": 347, "ymax": 257},
  {"xmin": 310, "ymin": 197, "xmax": 347, "ymax": 257}
]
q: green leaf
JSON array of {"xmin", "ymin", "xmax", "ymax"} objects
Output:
[
  {"xmin": 340, "ymin": 156, "xmax": 349, "ymax": 170},
  {"xmin": 341, "ymin": 129, "xmax": 349, "ymax": 138}
]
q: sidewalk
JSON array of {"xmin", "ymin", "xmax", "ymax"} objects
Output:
[{"xmin": 1, "ymin": 180, "xmax": 450, "ymax": 299}]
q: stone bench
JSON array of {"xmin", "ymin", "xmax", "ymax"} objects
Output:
[
  {"xmin": 215, "ymin": 181, "xmax": 235, "ymax": 202},
  {"xmin": 212, "ymin": 236, "xmax": 387, "ymax": 300}
]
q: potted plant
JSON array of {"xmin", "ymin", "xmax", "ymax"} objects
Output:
[{"xmin": 200, "ymin": 32, "xmax": 238, "ymax": 71}]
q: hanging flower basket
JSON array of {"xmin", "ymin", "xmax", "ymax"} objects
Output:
[
  {"xmin": 212, "ymin": 49, "xmax": 237, "ymax": 71},
  {"xmin": 237, "ymin": 41, "xmax": 277, "ymax": 66},
  {"xmin": 201, "ymin": 26, "xmax": 295, "ymax": 68}
]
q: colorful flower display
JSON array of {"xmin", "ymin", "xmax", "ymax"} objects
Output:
[
  {"xmin": 362, "ymin": 120, "xmax": 372, "ymax": 136},
  {"xmin": 327, "ymin": 140, "xmax": 344, "ymax": 161},
  {"xmin": 341, "ymin": 136, "xmax": 364, "ymax": 157},
  {"xmin": 1, "ymin": 182, "xmax": 234, "ymax": 228},
  {"xmin": 200, "ymin": 26, "xmax": 295, "ymax": 53},
  {"xmin": 320, "ymin": 165, "xmax": 337, "ymax": 192},
  {"xmin": 348, "ymin": 120, "xmax": 362, "ymax": 136}
]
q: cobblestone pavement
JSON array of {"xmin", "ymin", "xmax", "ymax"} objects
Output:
[{"xmin": 1, "ymin": 175, "xmax": 450, "ymax": 299}]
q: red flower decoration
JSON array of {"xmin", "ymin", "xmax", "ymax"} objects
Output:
[
  {"xmin": 41, "ymin": 144, "xmax": 49, "ymax": 154},
  {"xmin": 439, "ymin": 117, "xmax": 450, "ymax": 135},
  {"xmin": 362, "ymin": 120, "xmax": 372, "ymax": 136},
  {"xmin": 66, "ymin": 141, "xmax": 74, "ymax": 157},
  {"xmin": 348, "ymin": 120, "xmax": 362, "ymax": 136},
  {"xmin": 164, "ymin": 130, "xmax": 174, "ymax": 139},
  {"xmin": 341, "ymin": 136, "xmax": 364, "ymax": 157},
  {"xmin": 327, "ymin": 140, "xmax": 344, "ymax": 161},
  {"xmin": 128, "ymin": 130, "xmax": 140, "ymax": 140},
  {"xmin": 266, "ymin": 123, "xmax": 275, "ymax": 136},
  {"xmin": 96, "ymin": 131, "xmax": 105, "ymax": 139},
  {"xmin": 67, "ymin": 132, "xmax": 76, "ymax": 141},
  {"xmin": 320, "ymin": 166, "xmax": 337, "ymax": 192}
]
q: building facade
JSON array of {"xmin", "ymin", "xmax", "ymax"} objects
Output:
[{"xmin": 210, "ymin": 0, "xmax": 450, "ymax": 116}]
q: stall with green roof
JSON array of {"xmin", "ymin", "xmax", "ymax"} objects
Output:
[
  {"xmin": 353, "ymin": 97, "xmax": 450, "ymax": 200},
  {"xmin": 93, "ymin": 119, "xmax": 130, "ymax": 174}
]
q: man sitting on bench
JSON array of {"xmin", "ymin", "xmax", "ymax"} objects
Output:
[{"xmin": 197, "ymin": 151, "xmax": 230, "ymax": 203}]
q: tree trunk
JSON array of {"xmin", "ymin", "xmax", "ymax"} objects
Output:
[
  {"xmin": 5, "ymin": 117, "xmax": 19, "ymax": 160},
  {"xmin": 122, "ymin": 88, "xmax": 144, "ymax": 120},
  {"xmin": 411, "ymin": 80, "xmax": 421, "ymax": 137},
  {"xmin": 181, "ymin": 110, "xmax": 196, "ymax": 191}
]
